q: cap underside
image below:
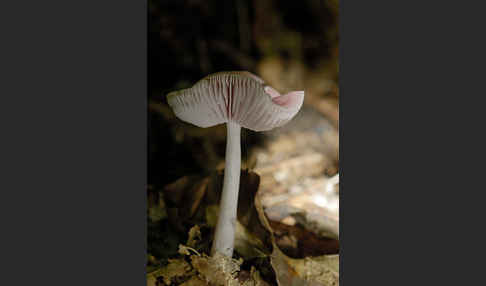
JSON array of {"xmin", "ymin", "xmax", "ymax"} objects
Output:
[{"xmin": 167, "ymin": 72, "xmax": 303, "ymax": 131}]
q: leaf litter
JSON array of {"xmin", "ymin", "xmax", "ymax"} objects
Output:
[{"xmin": 147, "ymin": 170, "xmax": 339, "ymax": 285}]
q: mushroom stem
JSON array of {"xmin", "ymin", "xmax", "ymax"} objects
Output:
[{"xmin": 211, "ymin": 121, "xmax": 241, "ymax": 257}]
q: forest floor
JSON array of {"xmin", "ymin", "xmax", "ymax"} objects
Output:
[{"xmin": 148, "ymin": 1, "xmax": 339, "ymax": 285}]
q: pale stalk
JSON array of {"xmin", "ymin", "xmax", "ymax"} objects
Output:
[{"xmin": 211, "ymin": 121, "xmax": 241, "ymax": 257}]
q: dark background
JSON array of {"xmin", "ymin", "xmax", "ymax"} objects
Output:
[{"xmin": 148, "ymin": 0, "xmax": 339, "ymax": 188}]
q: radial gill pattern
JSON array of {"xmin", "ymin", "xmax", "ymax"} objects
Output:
[{"xmin": 167, "ymin": 71, "xmax": 304, "ymax": 131}]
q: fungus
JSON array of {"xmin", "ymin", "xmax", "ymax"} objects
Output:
[{"xmin": 167, "ymin": 71, "xmax": 304, "ymax": 257}]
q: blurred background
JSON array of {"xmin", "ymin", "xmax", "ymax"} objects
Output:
[{"xmin": 148, "ymin": 0, "xmax": 339, "ymax": 268}]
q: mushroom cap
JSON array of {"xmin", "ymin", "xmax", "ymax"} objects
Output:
[{"xmin": 166, "ymin": 71, "xmax": 304, "ymax": 131}]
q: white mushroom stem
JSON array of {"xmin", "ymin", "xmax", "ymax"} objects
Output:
[{"xmin": 211, "ymin": 121, "xmax": 241, "ymax": 257}]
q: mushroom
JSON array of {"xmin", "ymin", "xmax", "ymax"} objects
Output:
[{"xmin": 166, "ymin": 71, "xmax": 304, "ymax": 257}]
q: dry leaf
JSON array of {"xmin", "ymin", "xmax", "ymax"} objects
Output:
[
  {"xmin": 187, "ymin": 225, "xmax": 202, "ymax": 248},
  {"xmin": 156, "ymin": 170, "xmax": 339, "ymax": 286},
  {"xmin": 147, "ymin": 258, "xmax": 192, "ymax": 285},
  {"xmin": 162, "ymin": 170, "xmax": 274, "ymax": 258},
  {"xmin": 269, "ymin": 220, "xmax": 339, "ymax": 258},
  {"xmin": 271, "ymin": 248, "xmax": 339, "ymax": 286}
]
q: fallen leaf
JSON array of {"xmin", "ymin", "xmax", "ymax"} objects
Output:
[
  {"xmin": 162, "ymin": 170, "xmax": 274, "ymax": 258},
  {"xmin": 156, "ymin": 170, "xmax": 339, "ymax": 286},
  {"xmin": 271, "ymin": 248, "xmax": 339, "ymax": 286},
  {"xmin": 187, "ymin": 225, "xmax": 202, "ymax": 248},
  {"xmin": 147, "ymin": 258, "xmax": 192, "ymax": 285},
  {"xmin": 270, "ymin": 220, "xmax": 339, "ymax": 258}
]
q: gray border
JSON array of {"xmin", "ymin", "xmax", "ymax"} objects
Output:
[
  {"xmin": 0, "ymin": 0, "xmax": 146, "ymax": 284},
  {"xmin": 341, "ymin": 0, "xmax": 484, "ymax": 284}
]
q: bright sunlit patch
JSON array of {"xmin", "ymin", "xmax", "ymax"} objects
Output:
[
  {"xmin": 314, "ymin": 194, "xmax": 329, "ymax": 208},
  {"xmin": 313, "ymin": 192, "xmax": 339, "ymax": 212}
]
